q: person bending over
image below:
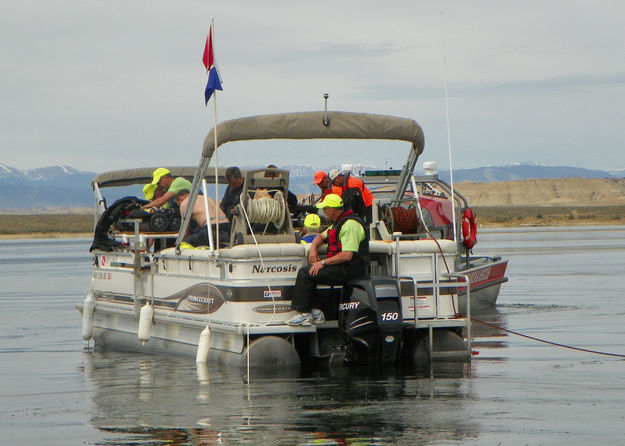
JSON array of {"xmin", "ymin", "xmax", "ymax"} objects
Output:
[
  {"xmin": 176, "ymin": 189, "xmax": 229, "ymax": 247},
  {"xmin": 142, "ymin": 168, "xmax": 192, "ymax": 210},
  {"xmin": 313, "ymin": 170, "xmax": 342, "ymax": 200}
]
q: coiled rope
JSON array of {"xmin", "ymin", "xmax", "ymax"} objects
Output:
[
  {"xmin": 391, "ymin": 206, "xmax": 420, "ymax": 234},
  {"xmin": 472, "ymin": 317, "xmax": 625, "ymax": 358},
  {"xmin": 245, "ymin": 190, "xmax": 286, "ymax": 228},
  {"xmin": 238, "ymin": 190, "xmax": 290, "ymax": 328},
  {"xmin": 381, "ymin": 205, "xmax": 421, "ymax": 234}
]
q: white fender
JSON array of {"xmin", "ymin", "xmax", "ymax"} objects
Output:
[
  {"xmin": 81, "ymin": 293, "xmax": 95, "ymax": 341},
  {"xmin": 138, "ymin": 303, "xmax": 154, "ymax": 344},
  {"xmin": 196, "ymin": 326, "xmax": 211, "ymax": 363}
]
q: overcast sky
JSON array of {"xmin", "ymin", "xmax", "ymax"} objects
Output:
[{"xmin": 2, "ymin": 1, "xmax": 624, "ymax": 173}]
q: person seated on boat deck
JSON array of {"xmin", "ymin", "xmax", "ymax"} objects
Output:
[
  {"xmin": 299, "ymin": 213, "xmax": 321, "ymax": 244},
  {"xmin": 175, "ymin": 189, "xmax": 230, "ymax": 246},
  {"xmin": 141, "ymin": 168, "xmax": 192, "ymax": 210},
  {"xmin": 220, "ymin": 166, "xmax": 244, "ymax": 222},
  {"xmin": 329, "ymin": 169, "xmax": 374, "ymax": 224},
  {"xmin": 287, "ymin": 194, "xmax": 369, "ymax": 326},
  {"xmin": 313, "ymin": 170, "xmax": 342, "ymax": 201}
]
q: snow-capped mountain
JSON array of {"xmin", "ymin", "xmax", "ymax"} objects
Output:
[{"xmin": 0, "ymin": 164, "xmax": 96, "ymax": 210}]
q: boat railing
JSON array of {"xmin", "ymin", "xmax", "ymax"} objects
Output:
[
  {"xmin": 397, "ymin": 272, "xmax": 472, "ymax": 357},
  {"xmin": 391, "ymin": 229, "xmax": 471, "ymax": 352}
]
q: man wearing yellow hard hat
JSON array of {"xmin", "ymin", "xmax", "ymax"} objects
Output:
[
  {"xmin": 142, "ymin": 168, "xmax": 192, "ymax": 209},
  {"xmin": 287, "ymin": 194, "xmax": 369, "ymax": 326}
]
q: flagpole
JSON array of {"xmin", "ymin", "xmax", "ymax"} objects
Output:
[
  {"xmin": 213, "ymin": 91, "xmax": 219, "ymax": 250},
  {"xmin": 211, "ymin": 18, "xmax": 220, "ymax": 250}
]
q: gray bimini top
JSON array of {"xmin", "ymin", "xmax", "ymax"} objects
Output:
[
  {"xmin": 91, "ymin": 112, "xmax": 424, "ymax": 188},
  {"xmin": 201, "ymin": 111, "xmax": 424, "ymax": 161}
]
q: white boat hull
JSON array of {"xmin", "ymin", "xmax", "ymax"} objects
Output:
[
  {"xmin": 82, "ymin": 241, "xmax": 472, "ymax": 368},
  {"xmin": 457, "ymin": 257, "xmax": 508, "ymax": 313}
]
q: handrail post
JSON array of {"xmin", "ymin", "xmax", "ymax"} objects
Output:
[
  {"xmin": 393, "ymin": 232, "xmax": 402, "ymax": 286},
  {"xmin": 442, "ymin": 272, "xmax": 471, "ymax": 355},
  {"xmin": 132, "ymin": 219, "xmax": 144, "ymax": 319}
]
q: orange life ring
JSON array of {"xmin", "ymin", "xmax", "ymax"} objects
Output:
[{"xmin": 461, "ymin": 208, "xmax": 477, "ymax": 249}]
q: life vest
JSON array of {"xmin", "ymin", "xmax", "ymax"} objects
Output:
[
  {"xmin": 321, "ymin": 185, "xmax": 342, "ymax": 199},
  {"xmin": 326, "ymin": 210, "xmax": 369, "ymax": 266},
  {"xmin": 461, "ymin": 208, "xmax": 477, "ymax": 250}
]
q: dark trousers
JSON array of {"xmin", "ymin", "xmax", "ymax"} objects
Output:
[
  {"xmin": 183, "ymin": 223, "xmax": 231, "ymax": 247},
  {"xmin": 291, "ymin": 262, "xmax": 366, "ymax": 313}
]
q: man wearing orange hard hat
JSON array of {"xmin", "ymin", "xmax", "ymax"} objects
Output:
[{"xmin": 313, "ymin": 170, "xmax": 341, "ymax": 199}]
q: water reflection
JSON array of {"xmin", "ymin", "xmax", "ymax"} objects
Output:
[
  {"xmin": 471, "ymin": 309, "xmax": 509, "ymax": 364},
  {"xmin": 81, "ymin": 352, "xmax": 479, "ymax": 445}
]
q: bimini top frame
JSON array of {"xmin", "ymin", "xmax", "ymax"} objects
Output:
[{"xmin": 179, "ymin": 111, "xmax": 425, "ymax": 251}]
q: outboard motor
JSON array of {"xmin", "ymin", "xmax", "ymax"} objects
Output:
[{"xmin": 338, "ymin": 277, "xmax": 403, "ymax": 364}]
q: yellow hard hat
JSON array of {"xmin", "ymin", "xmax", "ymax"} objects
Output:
[{"xmin": 316, "ymin": 193, "xmax": 343, "ymax": 209}]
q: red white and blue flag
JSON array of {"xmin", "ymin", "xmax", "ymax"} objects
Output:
[{"xmin": 202, "ymin": 25, "xmax": 223, "ymax": 105}]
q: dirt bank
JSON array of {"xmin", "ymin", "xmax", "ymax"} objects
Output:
[{"xmin": 456, "ymin": 178, "xmax": 625, "ymax": 207}]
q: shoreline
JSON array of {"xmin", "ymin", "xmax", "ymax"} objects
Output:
[{"xmin": 0, "ymin": 207, "xmax": 623, "ymax": 240}]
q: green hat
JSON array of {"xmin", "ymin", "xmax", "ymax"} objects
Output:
[{"xmin": 316, "ymin": 193, "xmax": 343, "ymax": 209}]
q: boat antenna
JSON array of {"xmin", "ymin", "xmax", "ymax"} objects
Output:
[
  {"xmin": 441, "ymin": 10, "xmax": 457, "ymax": 242},
  {"xmin": 322, "ymin": 93, "xmax": 330, "ymax": 127}
]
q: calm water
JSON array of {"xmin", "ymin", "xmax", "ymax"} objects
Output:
[{"xmin": 1, "ymin": 227, "xmax": 624, "ymax": 445}]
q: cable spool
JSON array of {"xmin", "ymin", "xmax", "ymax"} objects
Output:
[
  {"xmin": 246, "ymin": 190, "xmax": 286, "ymax": 228},
  {"xmin": 381, "ymin": 204, "xmax": 420, "ymax": 234}
]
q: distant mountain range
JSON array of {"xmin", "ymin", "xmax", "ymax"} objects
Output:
[
  {"xmin": 0, "ymin": 164, "xmax": 96, "ymax": 210},
  {"xmin": 1, "ymin": 162, "xmax": 623, "ymax": 211},
  {"xmin": 436, "ymin": 162, "xmax": 625, "ymax": 183}
]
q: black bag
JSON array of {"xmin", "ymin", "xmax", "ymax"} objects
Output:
[
  {"xmin": 341, "ymin": 175, "xmax": 366, "ymax": 219},
  {"xmin": 90, "ymin": 196, "xmax": 148, "ymax": 252}
]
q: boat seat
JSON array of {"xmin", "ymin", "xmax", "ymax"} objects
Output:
[
  {"xmin": 172, "ymin": 238, "xmax": 456, "ymax": 260},
  {"xmin": 369, "ymin": 239, "xmax": 457, "ymax": 254},
  {"xmin": 218, "ymin": 243, "xmax": 305, "ymax": 259},
  {"xmin": 394, "ymin": 239, "xmax": 457, "ymax": 254},
  {"xmin": 301, "ymin": 240, "xmax": 456, "ymax": 256}
]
